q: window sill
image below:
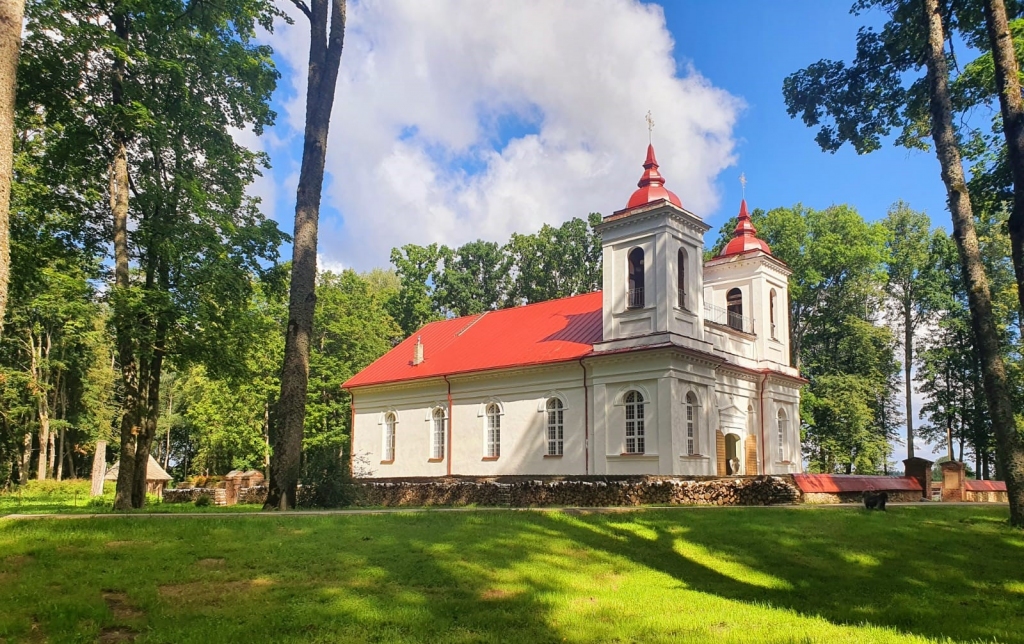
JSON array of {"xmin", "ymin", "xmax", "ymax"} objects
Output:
[
  {"xmin": 380, "ymin": 459, "xmax": 394, "ymax": 465},
  {"xmin": 543, "ymin": 454, "xmax": 563, "ymax": 458},
  {"xmin": 427, "ymin": 458, "xmax": 444, "ymax": 463},
  {"xmin": 481, "ymin": 456, "xmax": 500, "ymax": 461},
  {"xmin": 607, "ymin": 453, "xmax": 659, "ymax": 460},
  {"xmin": 679, "ymin": 454, "xmax": 708, "ymax": 459}
]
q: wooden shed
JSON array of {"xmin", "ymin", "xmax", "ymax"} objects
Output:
[{"xmin": 105, "ymin": 456, "xmax": 173, "ymax": 498}]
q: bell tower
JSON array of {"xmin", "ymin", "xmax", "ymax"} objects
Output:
[
  {"xmin": 703, "ymin": 198, "xmax": 793, "ymax": 369},
  {"xmin": 593, "ymin": 144, "xmax": 713, "ymax": 355}
]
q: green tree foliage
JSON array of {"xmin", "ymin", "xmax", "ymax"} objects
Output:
[
  {"xmin": 19, "ymin": 0, "xmax": 287, "ymax": 507},
  {"xmin": 388, "ymin": 214, "xmax": 603, "ymax": 331}
]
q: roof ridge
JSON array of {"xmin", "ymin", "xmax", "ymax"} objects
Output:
[{"xmin": 455, "ymin": 311, "xmax": 488, "ymax": 336}]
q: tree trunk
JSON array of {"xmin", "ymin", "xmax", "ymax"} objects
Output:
[
  {"xmin": 132, "ymin": 329, "xmax": 164, "ymax": 507},
  {"xmin": 36, "ymin": 396, "xmax": 49, "ymax": 480},
  {"xmin": 0, "ymin": 0, "xmax": 23, "ymax": 330},
  {"xmin": 265, "ymin": 0, "xmax": 346, "ymax": 511},
  {"xmin": 108, "ymin": 7, "xmax": 143, "ymax": 511},
  {"xmin": 46, "ymin": 430, "xmax": 55, "ymax": 479},
  {"xmin": 90, "ymin": 440, "xmax": 107, "ymax": 497},
  {"xmin": 924, "ymin": 0, "xmax": 1024, "ymax": 527},
  {"xmin": 164, "ymin": 389, "xmax": 172, "ymax": 469},
  {"xmin": 55, "ymin": 425, "xmax": 64, "ymax": 481},
  {"xmin": 984, "ymin": 0, "xmax": 1024, "ymax": 327},
  {"xmin": 19, "ymin": 430, "xmax": 29, "ymax": 484},
  {"xmin": 904, "ymin": 301, "xmax": 914, "ymax": 459}
]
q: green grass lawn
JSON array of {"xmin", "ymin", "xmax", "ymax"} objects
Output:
[
  {"xmin": 1, "ymin": 505, "xmax": 1021, "ymax": 643},
  {"xmin": 0, "ymin": 480, "xmax": 261, "ymax": 515}
]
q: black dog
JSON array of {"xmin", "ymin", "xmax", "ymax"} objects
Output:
[{"xmin": 863, "ymin": 490, "xmax": 888, "ymax": 511}]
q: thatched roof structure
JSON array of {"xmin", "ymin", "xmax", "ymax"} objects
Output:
[{"xmin": 104, "ymin": 455, "xmax": 173, "ymax": 482}]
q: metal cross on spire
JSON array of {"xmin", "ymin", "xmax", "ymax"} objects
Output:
[
  {"xmin": 739, "ymin": 172, "xmax": 747, "ymax": 200},
  {"xmin": 645, "ymin": 110, "xmax": 654, "ymax": 143}
]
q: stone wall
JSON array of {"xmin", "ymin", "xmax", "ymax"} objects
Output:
[
  {"xmin": 356, "ymin": 475, "xmax": 800, "ymax": 507},
  {"xmin": 965, "ymin": 489, "xmax": 1009, "ymax": 503},
  {"xmin": 802, "ymin": 490, "xmax": 923, "ymax": 504},
  {"xmin": 163, "ymin": 488, "xmax": 216, "ymax": 504},
  {"xmin": 164, "ymin": 476, "xmax": 801, "ymax": 508}
]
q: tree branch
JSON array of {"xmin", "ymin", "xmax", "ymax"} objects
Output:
[{"xmin": 290, "ymin": 0, "xmax": 312, "ymax": 21}]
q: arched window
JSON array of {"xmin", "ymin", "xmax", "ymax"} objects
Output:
[
  {"xmin": 685, "ymin": 392, "xmax": 698, "ymax": 456},
  {"xmin": 627, "ymin": 248, "xmax": 645, "ymax": 309},
  {"xmin": 431, "ymin": 407, "xmax": 446, "ymax": 460},
  {"xmin": 383, "ymin": 412, "xmax": 396, "ymax": 462},
  {"xmin": 624, "ymin": 390, "xmax": 645, "ymax": 454},
  {"xmin": 485, "ymin": 403, "xmax": 501, "ymax": 458},
  {"xmin": 769, "ymin": 289, "xmax": 777, "ymax": 339},
  {"xmin": 546, "ymin": 398, "xmax": 564, "ymax": 456},
  {"xmin": 727, "ymin": 288, "xmax": 743, "ymax": 331},
  {"xmin": 677, "ymin": 249, "xmax": 687, "ymax": 309},
  {"xmin": 777, "ymin": 408, "xmax": 788, "ymax": 462}
]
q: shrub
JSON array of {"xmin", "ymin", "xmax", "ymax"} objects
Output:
[
  {"xmin": 194, "ymin": 494, "xmax": 212, "ymax": 507},
  {"xmin": 300, "ymin": 445, "xmax": 354, "ymax": 508}
]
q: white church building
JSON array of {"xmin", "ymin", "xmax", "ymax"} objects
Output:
[{"xmin": 344, "ymin": 144, "xmax": 804, "ymax": 478}]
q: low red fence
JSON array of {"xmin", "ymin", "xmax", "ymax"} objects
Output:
[{"xmin": 793, "ymin": 474, "xmax": 922, "ymax": 494}]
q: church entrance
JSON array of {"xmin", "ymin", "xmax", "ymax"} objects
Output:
[{"xmin": 724, "ymin": 433, "xmax": 741, "ymax": 475}]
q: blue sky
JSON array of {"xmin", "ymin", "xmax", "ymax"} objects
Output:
[
  {"xmin": 666, "ymin": 1, "xmax": 950, "ymax": 232},
  {"xmin": 257, "ymin": 1, "xmax": 954, "ymax": 269}
]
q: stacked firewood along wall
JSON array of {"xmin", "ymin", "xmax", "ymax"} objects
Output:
[{"xmin": 166, "ymin": 476, "xmax": 802, "ymax": 507}]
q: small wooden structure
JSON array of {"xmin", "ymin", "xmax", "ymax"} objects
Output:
[{"xmin": 104, "ymin": 456, "xmax": 173, "ymax": 499}]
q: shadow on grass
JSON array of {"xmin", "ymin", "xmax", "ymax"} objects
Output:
[
  {"xmin": 2, "ymin": 506, "xmax": 1022, "ymax": 643},
  {"xmin": 532, "ymin": 506, "xmax": 1023, "ymax": 643},
  {"xmin": 1, "ymin": 512, "xmax": 567, "ymax": 643}
]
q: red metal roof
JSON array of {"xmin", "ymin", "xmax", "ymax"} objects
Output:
[
  {"xmin": 720, "ymin": 199, "xmax": 771, "ymax": 257},
  {"xmin": 965, "ymin": 480, "xmax": 1007, "ymax": 492},
  {"xmin": 793, "ymin": 474, "xmax": 923, "ymax": 493},
  {"xmin": 626, "ymin": 144, "xmax": 683, "ymax": 209},
  {"xmin": 344, "ymin": 292, "xmax": 603, "ymax": 389}
]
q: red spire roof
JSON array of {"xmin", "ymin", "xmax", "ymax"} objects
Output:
[
  {"xmin": 720, "ymin": 199, "xmax": 771, "ymax": 257},
  {"xmin": 626, "ymin": 144, "xmax": 682, "ymax": 209}
]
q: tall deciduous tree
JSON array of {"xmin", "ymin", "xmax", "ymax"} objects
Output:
[
  {"xmin": 981, "ymin": 0, "xmax": 1024, "ymax": 327},
  {"xmin": 882, "ymin": 202, "xmax": 941, "ymax": 459},
  {"xmin": 0, "ymin": 0, "xmax": 23, "ymax": 330},
  {"xmin": 784, "ymin": 0, "xmax": 1024, "ymax": 524},
  {"xmin": 22, "ymin": 0, "xmax": 286, "ymax": 508},
  {"xmin": 266, "ymin": 0, "xmax": 346, "ymax": 511}
]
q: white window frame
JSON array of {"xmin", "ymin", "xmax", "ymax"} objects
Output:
[
  {"xmin": 485, "ymin": 403, "xmax": 501, "ymax": 458},
  {"xmin": 383, "ymin": 412, "xmax": 396, "ymax": 462},
  {"xmin": 624, "ymin": 390, "xmax": 645, "ymax": 454},
  {"xmin": 431, "ymin": 407, "xmax": 446, "ymax": 460},
  {"xmin": 684, "ymin": 392, "xmax": 698, "ymax": 456},
  {"xmin": 546, "ymin": 397, "xmax": 564, "ymax": 456}
]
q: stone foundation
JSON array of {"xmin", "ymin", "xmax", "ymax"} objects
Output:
[
  {"xmin": 164, "ymin": 476, "xmax": 801, "ymax": 508},
  {"xmin": 802, "ymin": 490, "xmax": 924, "ymax": 504}
]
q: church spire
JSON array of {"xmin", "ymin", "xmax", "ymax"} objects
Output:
[
  {"xmin": 626, "ymin": 143, "xmax": 682, "ymax": 209},
  {"xmin": 720, "ymin": 197, "xmax": 771, "ymax": 257}
]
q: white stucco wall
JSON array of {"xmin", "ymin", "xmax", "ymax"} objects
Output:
[{"xmin": 350, "ymin": 349, "xmax": 802, "ymax": 479}]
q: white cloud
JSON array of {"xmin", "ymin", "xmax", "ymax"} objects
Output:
[{"xmin": 267, "ymin": 0, "xmax": 742, "ymax": 269}]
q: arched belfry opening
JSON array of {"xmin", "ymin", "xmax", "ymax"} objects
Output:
[
  {"xmin": 627, "ymin": 248, "xmax": 645, "ymax": 309},
  {"xmin": 677, "ymin": 248, "xmax": 687, "ymax": 309},
  {"xmin": 726, "ymin": 288, "xmax": 743, "ymax": 331}
]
